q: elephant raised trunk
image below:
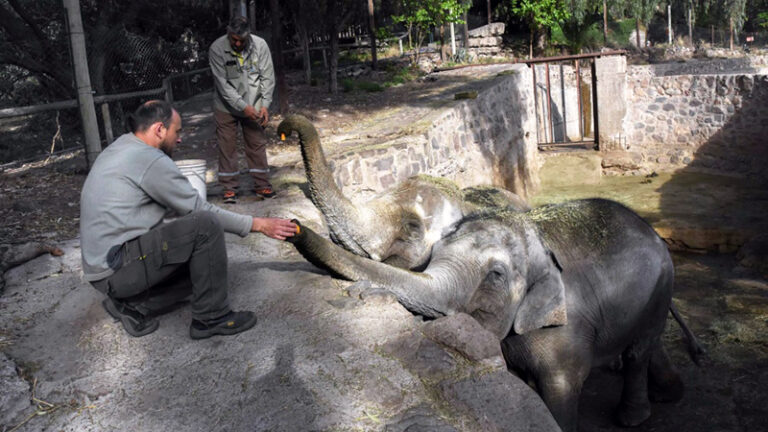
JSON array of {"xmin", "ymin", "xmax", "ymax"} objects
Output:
[{"xmin": 277, "ymin": 115, "xmax": 395, "ymax": 259}]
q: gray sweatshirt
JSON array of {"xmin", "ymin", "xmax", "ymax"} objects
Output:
[{"xmin": 79, "ymin": 133, "xmax": 251, "ymax": 281}]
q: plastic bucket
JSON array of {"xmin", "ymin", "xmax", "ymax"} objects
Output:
[{"xmin": 175, "ymin": 159, "xmax": 207, "ymax": 202}]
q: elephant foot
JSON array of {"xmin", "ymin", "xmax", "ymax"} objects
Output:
[{"xmin": 615, "ymin": 401, "xmax": 651, "ymax": 427}]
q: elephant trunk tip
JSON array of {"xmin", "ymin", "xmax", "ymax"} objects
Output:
[{"xmin": 286, "ymin": 219, "xmax": 307, "ymax": 244}]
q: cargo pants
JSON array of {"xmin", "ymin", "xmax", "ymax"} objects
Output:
[
  {"xmin": 215, "ymin": 110, "xmax": 271, "ymax": 191},
  {"xmin": 90, "ymin": 211, "xmax": 230, "ymax": 321}
]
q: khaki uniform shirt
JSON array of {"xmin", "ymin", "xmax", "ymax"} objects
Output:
[{"xmin": 209, "ymin": 34, "xmax": 274, "ymax": 115}]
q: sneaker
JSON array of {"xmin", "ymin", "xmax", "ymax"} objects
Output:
[
  {"xmin": 222, "ymin": 190, "xmax": 238, "ymax": 204},
  {"xmin": 102, "ymin": 298, "xmax": 159, "ymax": 337},
  {"xmin": 189, "ymin": 310, "xmax": 258, "ymax": 339},
  {"xmin": 254, "ymin": 187, "xmax": 276, "ymax": 199}
]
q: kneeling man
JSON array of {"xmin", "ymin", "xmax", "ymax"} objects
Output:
[{"xmin": 79, "ymin": 100, "xmax": 296, "ymax": 339}]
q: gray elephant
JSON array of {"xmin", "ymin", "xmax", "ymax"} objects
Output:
[
  {"xmin": 277, "ymin": 114, "xmax": 529, "ymax": 270},
  {"xmin": 286, "ymin": 198, "xmax": 703, "ymax": 432}
]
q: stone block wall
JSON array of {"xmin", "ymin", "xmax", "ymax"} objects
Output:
[
  {"xmin": 624, "ymin": 70, "xmax": 768, "ymax": 182},
  {"xmin": 327, "ymin": 65, "xmax": 539, "ymax": 199}
]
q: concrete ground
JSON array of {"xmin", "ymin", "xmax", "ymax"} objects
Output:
[{"xmin": 2, "ymin": 65, "xmax": 766, "ymax": 432}]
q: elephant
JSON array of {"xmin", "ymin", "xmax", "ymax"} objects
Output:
[
  {"xmin": 277, "ymin": 114, "xmax": 529, "ymax": 270},
  {"xmin": 286, "ymin": 198, "xmax": 704, "ymax": 432}
]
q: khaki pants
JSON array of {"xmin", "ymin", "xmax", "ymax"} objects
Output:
[
  {"xmin": 214, "ymin": 110, "xmax": 271, "ymax": 191},
  {"xmin": 90, "ymin": 211, "xmax": 230, "ymax": 321}
]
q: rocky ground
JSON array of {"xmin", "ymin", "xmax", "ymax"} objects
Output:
[{"xmin": 1, "ymin": 64, "xmax": 767, "ymax": 431}]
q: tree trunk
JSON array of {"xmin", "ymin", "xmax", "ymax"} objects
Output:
[
  {"xmin": 603, "ymin": 0, "xmax": 607, "ymax": 44},
  {"xmin": 269, "ymin": 0, "xmax": 288, "ymax": 113},
  {"xmin": 487, "ymin": 0, "xmax": 492, "ymax": 24},
  {"xmin": 296, "ymin": 23, "xmax": 311, "ymax": 84},
  {"xmin": 462, "ymin": 8, "xmax": 469, "ymax": 49},
  {"xmin": 327, "ymin": 0, "xmax": 340, "ymax": 94},
  {"xmin": 367, "ymin": 0, "xmax": 377, "ymax": 70},
  {"xmin": 529, "ymin": 26, "xmax": 534, "ymax": 59},
  {"xmin": 440, "ymin": 25, "xmax": 448, "ymax": 61}
]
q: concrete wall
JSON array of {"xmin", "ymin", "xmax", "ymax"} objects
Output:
[
  {"xmin": 329, "ymin": 65, "xmax": 540, "ymax": 199},
  {"xmin": 621, "ymin": 64, "xmax": 768, "ymax": 183}
]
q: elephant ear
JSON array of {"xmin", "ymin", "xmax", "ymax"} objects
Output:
[{"xmin": 513, "ymin": 250, "xmax": 567, "ymax": 335}]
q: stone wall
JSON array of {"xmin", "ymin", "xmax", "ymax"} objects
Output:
[
  {"xmin": 623, "ymin": 69, "xmax": 768, "ymax": 182},
  {"xmin": 329, "ymin": 65, "xmax": 539, "ymax": 199}
]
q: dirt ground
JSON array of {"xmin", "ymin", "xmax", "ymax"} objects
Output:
[{"xmin": 1, "ymin": 64, "xmax": 767, "ymax": 431}]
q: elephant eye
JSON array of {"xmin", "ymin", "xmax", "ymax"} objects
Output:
[{"xmin": 486, "ymin": 264, "xmax": 508, "ymax": 283}]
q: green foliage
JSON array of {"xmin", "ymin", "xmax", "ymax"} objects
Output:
[
  {"xmin": 391, "ymin": 0, "xmax": 471, "ymax": 54},
  {"xmin": 610, "ymin": 18, "xmax": 639, "ymax": 45},
  {"xmin": 392, "ymin": 0, "xmax": 470, "ymax": 29},
  {"xmin": 508, "ymin": 0, "xmax": 571, "ymax": 30},
  {"xmin": 756, "ymin": 11, "xmax": 768, "ymax": 28},
  {"xmin": 383, "ymin": 64, "xmax": 422, "ymax": 86},
  {"xmin": 340, "ymin": 78, "xmax": 384, "ymax": 93}
]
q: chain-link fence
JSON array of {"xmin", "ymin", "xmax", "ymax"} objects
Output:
[{"xmin": 0, "ymin": 12, "xmax": 215, "ymax": 169}]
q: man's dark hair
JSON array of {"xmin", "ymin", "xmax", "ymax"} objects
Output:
[
  {"xmin": 128, "ymin": 100, "xmax": 174, "ymax": 133},
  {"xmin": 227, "ymin": 15, "xmax": 250, "ymax": 37}
]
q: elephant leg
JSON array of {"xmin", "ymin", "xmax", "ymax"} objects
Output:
[
  {"xmin": 503, "ymin": 332, "xmax": 591, "ymax": 432},
  {"xmin": 615, "ymin": 340, "xmax": 652, "ymax": 427},
  {"xmin": 534, "ymin": 349, "xmax": 592, "ymax": 432},
  {"xmin": 648, "ymin": 343, "xmax": 684, "ymax": 402}
]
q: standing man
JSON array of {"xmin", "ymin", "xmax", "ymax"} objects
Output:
[
  {"xmin": 80, "ymin": 100, "xmax": 296, "ymax": 339},
  {"xmin": 210, "ymin": 15, "xmax": 276, "ymax": 204}
]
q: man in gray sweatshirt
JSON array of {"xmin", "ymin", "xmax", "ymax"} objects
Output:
[{"xmin": 80, "ymin": 100, "xmax": 296, "ymax": 339}]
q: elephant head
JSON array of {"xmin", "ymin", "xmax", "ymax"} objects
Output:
[
  {"xmin": 278, "ymin": 115, "xmax": 529, "ymax": 270},
  {"xmin": 286, "ymin": 209, "xmax": 567, "ymax": 339}
]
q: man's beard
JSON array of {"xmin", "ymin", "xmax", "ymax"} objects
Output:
[{"xmin": 160, "ymin": 141, "xmax": 174, "ymax": 157}]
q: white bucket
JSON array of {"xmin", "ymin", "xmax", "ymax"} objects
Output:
[{"xmin": 175, "ymin": 159, "xmax": 207, "ymax": 202}]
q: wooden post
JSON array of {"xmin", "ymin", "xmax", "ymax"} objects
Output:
[
  {"xmin": 688, "ymin": 7, "xmax": 693, "ymax": 45},
  {"xmin": 729, "ymin": 18, "xmax": 733, "ymax": 50},
  {"xmin": 711, "ymin": 25, "xmax": 714, "ymax": 45},
  {"xmin": 101, "ymin": 103, "xmax": 114, "ymax": 145},
  {"xmin": 63, "ymin": 0, "xmax": 101, "ymax": 169},
  {"xmin": 668, "ymin": 4, "xmax": 672, "ymax": 44}
]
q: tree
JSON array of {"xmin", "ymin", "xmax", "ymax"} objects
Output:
[
  {"xmin": 284, "ymin": 0, "xmax": 322, "ymax": 85},
  {"xmin": 392, "ymin": 0, "xmax": 470, "ymax": 61},
  {"xmin": 507, "ymin": 0, "xmax": 571, "ymax": 57},
  {"xmin": 269, "ymin": 0, "xmax": 288, "ymax": 114},
  {"xmin": 367, "ymin": 0, "xmax": 377, "ymax": 70},
  {"xmin": 325, "ymin": 0, "xmax": 358, "ymax": 94},
  {"xmin": 626, "ymin": 0, "xmax": 662, "ymax": 48}
]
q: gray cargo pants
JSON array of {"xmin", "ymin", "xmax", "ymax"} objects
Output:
[{"xmin": 91, "ymin": 211, "xmax": 230, "ymax": 321}]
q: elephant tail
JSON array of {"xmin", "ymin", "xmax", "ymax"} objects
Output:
[{"xmin": 670, "ymin": 302, "xmax": 706, "ymax": 366}]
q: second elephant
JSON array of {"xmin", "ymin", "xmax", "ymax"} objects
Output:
[{"xmin": 287, "ymin": 198, "xmax": 703, "ymax": 432}]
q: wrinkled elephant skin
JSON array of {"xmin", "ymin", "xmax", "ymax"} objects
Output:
[{"xmin": 288, "ymin": 198, "xmax": 694, "ymax": 432}]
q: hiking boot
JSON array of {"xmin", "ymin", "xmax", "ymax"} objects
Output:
[
  {"xmin": 189, "ymin": 310, "xmax": 258, "ymax": 339},
  {"xmin": 254, "ymin": 187, "xmax": 276, "ymax": 199},
  {"xmin": 102, "ymin": 298, "xmax": 159, "ymax": 337},
  {"xmin": 222, "ymin": 190, "xmax": 238, "ymax": 204}
]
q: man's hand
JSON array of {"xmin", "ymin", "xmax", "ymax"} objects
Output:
[
  {"xmin": 243, "ymin": 105, "xmax": 259, "ymax": 122},
  {"xmin": 251, "ymin": 217, "xmax": 297, "ymax": 240},
  {"xmin": 256, "ymin": 107, "xmax": 269, "ymax": 127}
]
